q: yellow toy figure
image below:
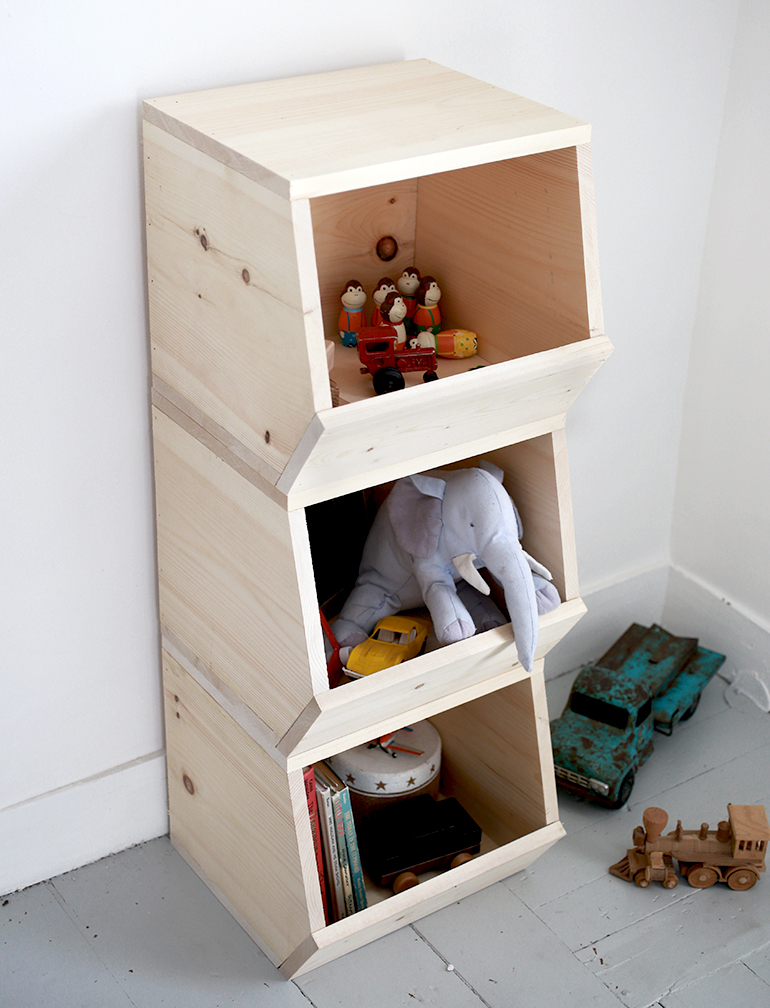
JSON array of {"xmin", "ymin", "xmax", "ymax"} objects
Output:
[
  {"xmin": 370, "ymin": 277, "xmax": 397, "ymax": 326},
  {"xmin": 338, "ymin": 280, "xmax": 367, "ymax": 347},
  {"xmin": 413, "ymin": 276, "xmax": 442, "ymax": 344}
]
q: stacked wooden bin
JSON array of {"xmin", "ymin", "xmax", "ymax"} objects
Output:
[{"xmin": 143, "ymin": 59, "xmax": 611, "ymax": 978}]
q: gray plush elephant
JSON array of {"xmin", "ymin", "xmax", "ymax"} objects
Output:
[{"xmin": 332, "ymin": 461, "xmax": 560, "ymax": 672}]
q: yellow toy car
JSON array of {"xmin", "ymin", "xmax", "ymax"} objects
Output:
[{"xmin": 346, "ymin": 615, "xmax": 432, "ymax": 677}]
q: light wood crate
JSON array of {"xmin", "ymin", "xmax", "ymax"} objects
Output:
[
  {"xmin": 144, "ymin": 58, "xmax": 611, "ymax": 977},
  {"xmin": 164, "ymin": 650, "xmax": 563, "ymax": 978}
]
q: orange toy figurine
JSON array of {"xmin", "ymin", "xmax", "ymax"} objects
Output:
[
  {"xmin": 338, "ymin": 280, "xmax": 367, "ymax": 347},
  {"xmin": 397, "ymin": 267, "xmax": 421, "ymax": 331},
  {"xmin": 370, "ymin": 277, "xmax": 397, "ymax": 326},
  {"xmin": 378, "ymin": 291, "xmax": 408, "ymax": 347},
  {"xmin": 413, "ymin": 276, "xmax": 442, "ymax": 346}
]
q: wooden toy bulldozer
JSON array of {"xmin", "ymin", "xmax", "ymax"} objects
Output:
[{"xmin": 610, "ymin": 804, "xmax": 769, "ymax": 890}]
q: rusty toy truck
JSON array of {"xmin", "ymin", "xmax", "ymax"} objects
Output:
[
  {"xmin": 357, "ymin": 326, "xmax": 438, "ymax": 394},
  {"xmin": 610, "ymin": 804, "xmax": 769, "ymax": 890},
  {"xmin": 550, "ymin": 624, "xmax": 725, "ymax": 808}
]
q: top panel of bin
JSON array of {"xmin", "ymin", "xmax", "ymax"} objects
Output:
[{"xmin": 143, "ymin": 59, "xmax": 590, "ymax": 201}]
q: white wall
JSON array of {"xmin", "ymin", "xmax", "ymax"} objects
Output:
[
  {"xmin": 669, "ymin": 0, "xmax": 770, "ymax": 681},
  {"xmin": 1, "ymin": 0, "xmax": 741, "ymax": 891}
]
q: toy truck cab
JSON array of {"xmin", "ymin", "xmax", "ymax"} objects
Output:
[
  {"xmin": 551, "ymin": 667, "xmax": 654, "ymax": 807},
  {"xmin": 551, "ymin": 624, "xmax": 725, "ymax": 808},
  {"xmin": 728, "ymin": 804, "xmax": 770, "ymax": 865},
  {"xmin": 357, "ymin": 326, "xmax": 438, "ymax": 394}
]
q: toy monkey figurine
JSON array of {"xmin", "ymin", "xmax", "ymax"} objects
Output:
[
  {"xmin": 413, "ymin": 276, "xmax": 442, "ymax": 344},
  {"xmin": 338, "ymin": 280, "xmax": 367, "ymax": 347},
  {"xmin": 378, "ymin": 291, "xmax": 408, "ymax": 347},
  {"xmin": 370, "ymin": 277, "xmax": 397, "ymax": 326},
  {"xmin": 397, "ymin": 267, "xmax": 421, "ymax": 332}
]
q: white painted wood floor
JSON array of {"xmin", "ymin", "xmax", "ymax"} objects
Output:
[{"xmin": 3, "ymin": 674, "xmax": 769, "ymax": 1008}]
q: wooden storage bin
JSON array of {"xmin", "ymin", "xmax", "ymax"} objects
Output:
[
  {"xmin": 144, "ymin": 58, "xmax": 611, "ymax": 978},
  {"xmin": 163, "ymin": 649, "xmax": 561, "ymax": 977},
  {"xmin": 153, "ymin": 401, "xmax": 584, "ymax": 756},
  {"xmin": 314, "ymin": 146, "xmax": 601, "ymax": 398},
  {"xmin": 144, "ymin": 59, "xmax": 610, "ymax": 508}
]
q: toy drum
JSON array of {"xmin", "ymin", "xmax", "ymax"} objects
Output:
[{"xmin": 326, "ymin": 721, "xmax": 441, "ymax": 826}]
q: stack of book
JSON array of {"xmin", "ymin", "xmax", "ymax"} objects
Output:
[{"xmin": 303, "ymin": 762, "xmax": 368, "ymax": 923}]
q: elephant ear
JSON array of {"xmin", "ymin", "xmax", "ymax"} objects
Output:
[
  {"xmin": 386, "ymin": 473, "xmax": 446, "ymax": 558},
  {"xmin": 478, "ymin": 459, "xmax": 504, "ymax": 483},
  {"xmin": 479, "ymin": 460, "xmax": 523, "ymax": 538},
  {"xmin": 511, "ymin": 500, "xmax": 523, "ymax": 540}
]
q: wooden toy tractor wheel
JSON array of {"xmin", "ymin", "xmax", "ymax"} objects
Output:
[
  {"xmin": 634, "ymin": 870, "xmax": 650, "ymax": 888},
  {"xmin": 726, "ymin": 867, "xmax": 759, "ymax": 890}
]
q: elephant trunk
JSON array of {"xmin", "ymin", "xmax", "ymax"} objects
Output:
[{"xmin": 482, "ymin": 537, "xmax": 539, "ymax": 673}]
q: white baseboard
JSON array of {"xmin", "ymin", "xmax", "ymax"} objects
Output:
[
  {"xmin": 663, "ymin": 565, "xmax": 770, "ymax": 687},
  {"xmin": 0, "ymin": 752, "xmax": 168, "ymax": 895},
  {"xmin": 544, "ymin": 562, "xmax": 770, "ymax": 720}
]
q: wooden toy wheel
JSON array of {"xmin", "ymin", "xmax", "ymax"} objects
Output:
[
  {"xmin": 634, "ymin": 870, "xmax": 650, "ymax": 887},
  {"xmin": 450, "ymin": 852, "xmax": 475, "ymax": 869},
  {"xmin": 687, "ymin": 865, "xmax": 719, "ymax": 888},
  {"xmin": 392, "ymin": 871, "xmax": 420, "ymax": 894},
  {"xmin": 726, "ymin": 867, "xmax": 759, "ymax": 890},
  {"xmin": 662, "ymin": 854, "xmax": 678, "ymax": 888}
]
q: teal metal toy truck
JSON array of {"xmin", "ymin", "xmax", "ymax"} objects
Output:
[{"xmin": 550, "ymin": 624, "xmax": 725, "ymax": 808}]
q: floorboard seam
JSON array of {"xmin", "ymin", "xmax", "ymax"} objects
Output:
[
  {"xmin": 657, "ymin": 954, "xmax": 770, "ymax": 1003},
  {"xmin": 568, "ymin": 889, "xmax": 701, "ymax": 956},
  {"xmin": 47, "ymin": 879, "xmax": 141, "ymax": 1007},
  {"xmin": 522, "ymin": 904, "xmax": 634, "ymax": 1004},
  {"xmin": 409, "ymin": 924, "xmax": 493, "ymax": 1008},
  {"xmin": 292, "ymin": 983, "xmax": 320, "ymax": 1007},
  {"xmin": 514, "ymin": 868, "xmax": 615, "ymax": 912},
  {"xmin": 743, "ymin": 962, "xmax": 770, "ymax": 988}
]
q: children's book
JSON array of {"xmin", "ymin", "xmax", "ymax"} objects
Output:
[
  {"xmin": 303, "ymin": 765, "xmax": 330, "ymax": 924},
  {"xmin": 315, "ymin": 761, "xmax": 368, "ymax": 913},
  {"xmin": 314, "ymin": 771, "xmax": 345, "ymax": 921}
]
